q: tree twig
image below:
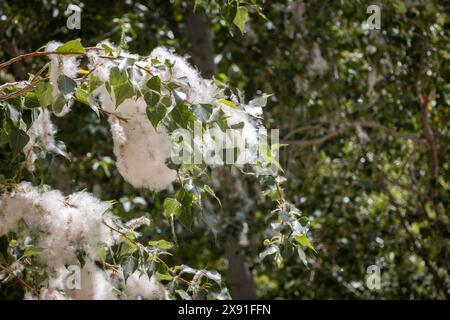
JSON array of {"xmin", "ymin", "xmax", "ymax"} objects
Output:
[
  {"xmin": 0, "ymin": 77, "xmax": 49, "ymax": 101},
  {"xmin": 283, "ymin": 121, "xmax": 427, "ymax": 147},
  {"xmin": 0, "ymin": 265, "xmax": 38, "ymax": 295}
]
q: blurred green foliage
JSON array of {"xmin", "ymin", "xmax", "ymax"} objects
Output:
[{"xmin": 0, "ymin": 0, "xmax": 449, "ymax": 299}]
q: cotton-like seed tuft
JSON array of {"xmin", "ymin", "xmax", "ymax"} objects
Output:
[
  {"xmin": 94, "ymin": 85, "xmax": 176, "ymax": 191},
  {"xmin": 45, "ymin": 41, "xmax": 81, "ymax": 116},
  {"xmin": 0, "ymin": 182, "xmax": 166, "ymax": 300},
  {"xmin": 23, "ymin": 109, "xmax": 57, "ymax": 171}
]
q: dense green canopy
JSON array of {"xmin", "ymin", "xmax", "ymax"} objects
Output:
[{"xmin": 0, "ymin": 0, "xmax": 448, "ymax": 299}]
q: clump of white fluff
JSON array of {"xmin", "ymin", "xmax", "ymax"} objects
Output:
[
  {"xmin": 88, "ymin": 45, "xmax": 265, "ymax": 188},
  {"xmin": 0, "ymin": 182, "xmax": 115, "ymax": 270},
  {"xmin": 149, "ymin": 47, "xmax": 220, "ymax": 105},
  {"xmin": 22, "ymin": 109, "xmax": 57, "ymax": 171},
  {"xmin": 86, "ymin": 41, "xmax": 116, "ymax": 82},
  {"xmin": 68, "ymin": 262, "xmax": 118, "ymax": 300},
  {"xmin": 95, "ymin": 85, "xmax": 176, "ymax": 191},
  {"xmin": 90, "ymin": 46, "xmax": 226, "ymax": 191},
  {"xmin": 124, "ymin": 271, "xmax": 167, "ymax": 300},
  {"xmin": 46, "ymin": 41, "xmax": 80, "ymax": 116},
  {"xmin": 0, "ymin": 182, "xmax": 166, "ymax": 300}
]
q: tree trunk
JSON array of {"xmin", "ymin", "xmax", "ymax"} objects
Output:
[
  {"xmin": 225, "ymin": 238, "xmax": 257, "ymax": 299},
  {"xmin": 185, "ymin": 2, "xmax": 257, "ymax": 299},
  {"xmin": 185, "ymin": 2, "xmax": 217, "ymax": 78}
]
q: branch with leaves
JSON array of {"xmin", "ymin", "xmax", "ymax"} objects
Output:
[{"xmin": 0, "ymin": 38, "xmax": 313, "ymax": 299}]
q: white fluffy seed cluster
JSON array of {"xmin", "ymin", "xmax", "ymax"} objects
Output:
[
  {"xmin": 46, "ymin": 41, "xmax": 81, "ymax": 117},
  {"xmin": 95, "ymin": 86, "xmax": 177, "ymax": 191},
  {"xmin": 88, "ymin": 45, "xmax": 261, "ymax": 189},
  {"xmin": 149, "ymin": 47, "xmax": 220, "ymax": 105},
  {"xmin": 23, "ymin": 108, "xmax": 57, "ymax": 171},
  {"xmin": 0, "ymin": 182, "xmax": 165, "ymax": 300},
  {"xmin": 45, "ymin": 42, "xmax": 260, "ymax": 190},
  {"xmin": 90, "ymin": 46, "xmax": 221, "ymax": 191}
]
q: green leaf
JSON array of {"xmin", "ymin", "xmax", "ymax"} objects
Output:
[
  {"xmin": 203, "ymin": 212, "xmax": 219, "ymax": 238},
  {"xmin": 23, "ymin": 246, "xmax": 44, "ymax": 258},
  {"xmin": 115, "ymin": 83, "xmax": 134, "ymax": 107},
  {"xmin": 0, "ymin": 129, "xmax": 9, "ymax": 147},
  {"xmin": 148, "ymin": 240, "xmax": 173, "ymax": 250},
  {"xmin": 259, "ymin": 245, "xmax": 278, "ymax": 260},
  {"xmin": 249, "ymin": 94, "xmax": 270, "ymax": 108},
  {"xmin": 175, "ymin": 289, "xmax": 192, "ymax": 300},
  {"xmin": 393, "ymin": 1, "xmax": 407, "ymax": 14},
  {"xmin": 23, "ymin": 92, "xmax": 40, "ymax": 109},
  {"xmin": 146, "ymin": 102, "xmax": 167, "ymax": 129},
  {"xmin": 156, "ymin": 272, "xmax": 173, "ymax": 281},
  {"xmin": 230, "ymin": 121, "xmax": 245, "ymax": 129},
  {"xmin": 127, "ymin": 67, "xmax": 143, "ymax": 86},
  {"xmin": 122, "ymin": 256, "xmax": 137, "ymax": 281},
  {"xmin": 218, "ymin": 99, "xmax": 237, "ymax": 108},
  {"xmin": 35, "ymin": 82, "xmax": 53, "ymax": 108},
  {"xmin": 75, "ymin": 87, "xmax": 89, "ymax": 105},
  {"xmin": 56, "ymin": 39, "xmax": 86, "ymax": 54},
  {"xmin": 203, "ymin": 184, "xmax": 222, "ymax": 207},
  {"xmin": 0, "ymin": 252, "xmax": 6, "ymax": 265},
  {"xmin": 109, "ymin": 67, "xmax": 134, "ymax": 107},
  {"xmin": 163, "ymin": 198, "xmax": 182, "ymax": 219},
  {"xmin": 6, "ymin": 104, "xmax": 21, "ymax": 126},
  {"xmin": 98, "ymin": 249, "xmax": 107, "ymax": 262},
  {"xmin": 87, "ymin": 96, "xmax": 100, "ymax": 117},
  {"xmin": 294, "ymin": 235, "xmax": 317, "ymax": 253},
  {"xmin": 57, "ymin": 75, "xmax": 77, "ymax": 99},
  {"xmin": 146, "ymin": 76, "xmax": 161, "ymax": 92},
  {"xmin": 144, "ymin": 90, "xmax": 160, "ymax": 107},
  {"xmin": 192, "ymin": 104, "xmax": 213, "ymax": 123},
  {"xmin": 52, "ymin": 94, "xmax": 66, "ymax": 114},
  {"xmin": 76, "ymin": 250, "xmax": 86, "ymax": 268},
  {"xmin": 9, "ymin": 128, "xmax": 29, "ymax": 156},
  {"xmin": 297, "ymin": 247, "xmax": 308, "ymax": 266},
  {"xmin": 183, "ymin": 179, "xmax": 204, "ymax": 197},
  {"xmin": 101, "ymin": 43, "xmax": 113, "ymax": 55},
  {"xmin": 299, "ymin": 216, "xmax": 309, "ymax": 227},
  {"xmin": 233, "ymin": 6, "xmax": 249, "ymax": 34},
  {"xmin": 173, "ymin": 90, "xmax": 186, "ymax": 105},
  {"xmin": 170, "ymin": 102, "xmax": 194, "ymax": 129},
  {"xmin": 175, "ymin": 189, "xmax": 194, "ymax": 229},
  {"xmin": 89, "ymin": 75, "xmax": 101, "ymax": 93}
]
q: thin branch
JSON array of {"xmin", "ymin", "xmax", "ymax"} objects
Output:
[
  {"xmin": 30, "ymin": 62, "xmax": 50, "ymax": 83},
  {"xmin": 135, "ymin": 64, "xmax": 153, "ymax": 76},
  {"xmin": 0, "ymin": 77, "xmax": 49, "ymax": 101},
  {"xmin": 0, "ymin": 265, "xmax": 38, "ymax": 295},
  {"xmin": 283, "ymin": 121, "xmax": 427, "ymax": 147},
  {"xmin": 0, "ymin": 46, "xmax": 106, "ymax": 71},
  {"xmin": 0, "ymin": 51, "xmax": 84, "ymax": 70},
  {"xmin": 284, "ymin": 129, "xmax": 343, "ymax": 147},
  {"xmin": 418, "ymin": 90, "xmax": 439, "ymax": 194},
  {"xmin": 0, "ymin": 81, "xmax": 24, "ymax": 91},
  {"xmin": 284, "ymin": 124, "xmax": 326, "ymax": 140},
  {"xmin": 356, "ymin": 121, "xmax": 427, "ymax": 145}
]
